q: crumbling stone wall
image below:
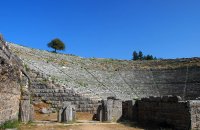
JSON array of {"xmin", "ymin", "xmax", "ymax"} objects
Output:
[{"xmin": 134, "ymin": 96, "xmax": 200, "ymax": 130}]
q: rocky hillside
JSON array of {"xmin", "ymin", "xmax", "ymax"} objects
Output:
[
  {"xmin": 10, "ymin": 43, "xmax": 200, "ymax": 102},
  {"xmin": 0, "ymin": 38, "xmax": 30, "ymax": 124}
]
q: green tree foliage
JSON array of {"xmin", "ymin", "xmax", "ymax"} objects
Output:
[
  {"xmin": 138, "ymin": 51, "xmax": 143, "ymax": 60},
  {"xmin": 146, "ymin": 55, "xmax": 153, "ymax": 60},
  {"xmin": 132, "ymin": 51, "xmax": 139, "ymax": 60},
  {"xmin": 47, "ymin": 38, "xmax": 65, "ymax": 53},
  {"xmin": 132, "ymin": 51, "xmax": 156, "ymax": 60}
]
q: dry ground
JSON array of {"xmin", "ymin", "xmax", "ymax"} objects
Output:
[
  {"xmin": 34, "ymin": 111, "xmax": 95, "ymax": 121},
  {"xmin": 19, "ymin": 123, "xmax": 143, "ymax": 130},
  {"xmin": 31, "ymin": 104, "xmax": 143, "ymax": 130}
]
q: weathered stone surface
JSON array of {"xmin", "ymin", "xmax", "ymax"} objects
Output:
[
  {"xmin": 57, "ymin": 109, "xmax": 62, "ymax": 122},
  {"xmin": 96, "ymin": 105, "xmax": 103, "ymax": 121},
  {"xmin": 189, "ymin": 100, "xmax": 200, "ymax": 129},
  {"xmin": 10, "ymin": 43, "xmax": 200, "ymax": 103},
  {"xmin": 58, "ymin": 102, "xmax": 76, "ymax": 123},
  {"xmin": 19, "ymin": 100, "xmax": 33, "ymax": 123},
  {"xmin": 3, "ymin": 37, "xmax": 200, "ymax": 127},
  {"xmin": 29, "ymin": 104, "xmax": 34, "ymax": 121},
  {"xmin": 134, "ymin": 96, "xmax": 200, "ymax": 130},
  {"xmin": 97, "ymin": 98, "xmax": 122, "ymax": 122},
  {"xmin": 112, "ymin": 99, "xmax": 122, "ymax": 121},
  {"xmin": 106, "ymin": 99, "xmax": 113, "ymax": 121},
  {"xmin": 40, "ymin": 107, "xmax": 51, "ymax": 114},
  {"xmin": 0, "ymin": 35, "xmax": 30, "ymax": 125},
  {"xmin": 122, "ymin": 100, "xmax": 134, "ymax": 120},
  {"xmin": 30, "ymin": 80, "xmax": 100, "ymax": 113}
]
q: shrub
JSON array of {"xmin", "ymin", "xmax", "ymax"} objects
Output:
[{"xmin": 0, "ymin": 120, "xmax": 19, "ymax": 129}]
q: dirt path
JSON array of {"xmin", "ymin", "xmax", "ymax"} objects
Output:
[
  {"xmin": 28, "ymin": 111, "xmax": 143, "ymax": 130},
  {"xmin": 20, "ymin": 123, "xmax": 143, "ymax": 130},
  {"xmin": 67, "ymin": 124, "xmax": 143, "ymax": 130}
]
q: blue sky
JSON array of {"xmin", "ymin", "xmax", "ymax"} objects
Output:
[{"xmin": 1, "ymin": 0, "xmax": 200, "ymax": 60}]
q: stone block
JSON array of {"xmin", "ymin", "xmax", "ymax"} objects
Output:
[
  {"xmin": 40, "ymin": 107, "xmax": 51, "ymax": 114},
  {"xmin": 57, "ymin": 101, "xmax": 76, "ymax": 123},
  {"xmin": 29, "ymin": 104, "xmax": 34, "ymax": 121},
  {"xmin": 113, "ymin": 99, "xmax": 122, "ymax": 121},
  {"xmin": 97, "ymin": 98, "xmax": 122, "ymax": 122},
  {"xmin": 57, "ymin": 109, "xmax": 62, "ymax": 122},
  {"xmin": 106, "ymin": 98, "xmax": 113, "ymax": 121},
  {"xmin": 19, "ymin": 100, "xmax": 32, "ymax": 123},
  {"xmin": 96, "ymin": 104, "xmax": 103, "ymax": 121},
  {"xmin": 168, "ymin": 96, "xmax": 181, "ymax": 102}
]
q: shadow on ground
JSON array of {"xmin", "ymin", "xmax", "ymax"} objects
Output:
[{"xmin": 120, "ymin": 121, "xmax": 174, "ymax": 130}]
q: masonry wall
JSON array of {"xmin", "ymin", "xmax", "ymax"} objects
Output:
[
  {"xmin": 31, "ymin": 82, "xmax": 99, "ymax": 113},
  {"xmin": 135, "ymin": 96, "xmax": 200, "ymax": 130},
  {"xmin": 29, "ymin": 70, "xmax": 100, "ymax": 113},
  {"xmin": 189, "ymin": 100, "xmax": 200, "ymax": 129}
]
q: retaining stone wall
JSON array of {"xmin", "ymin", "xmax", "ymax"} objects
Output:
[
  {"xmin": 135, "ymin": 96, "xmax": 200, "ymax": 130},
  {"xmin": 30, "ymin": 70, "xmax": 100, "ymax": 113},
  {"xmin": 31, "ymin": 82, "xmax": 100, "ymax": 113}
]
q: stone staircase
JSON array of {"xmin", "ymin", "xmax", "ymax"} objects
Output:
[
  {"xmin": 10, "ymin": 43, "xmax": 132, "ymax": 100},
  {"xmin": 10, "ymin": 43, "xmax": 200, "ymax": 101}
]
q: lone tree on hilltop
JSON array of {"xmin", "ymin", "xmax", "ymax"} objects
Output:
[{"xmin": 47, "ymin": 38, "xmax": 65, "ymax": 53}]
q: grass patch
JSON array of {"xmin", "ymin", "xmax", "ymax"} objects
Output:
[
  {"xmin": 24, "ymin": 64, "xmax": 30, "ymax": 72},
  {"xmin": 0, "ymin": 120, "xmax": 20, "ymax": 129}
]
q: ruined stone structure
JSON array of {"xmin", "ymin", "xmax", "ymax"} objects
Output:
[
  {"xmin": 58, "ymin": 102, "xmax": 76, "ymax": 123},
  {"xmin": 10, "ymin": 43, "xmax": 200, "ymax": 103},
  {"xmin": 0, "ymin": 40, "xmax": 199, "ymax": 128},
  {"xmin": 122, "ymin": 96, "xmax": 200, "ymax": 130},
  {"xmin": 97, "ymin": 97, "xmax": 122, "ymax": 122},
  {"xmin": 19, "ymin": 100, "xmax": 34, "ymax": 122},
  {"xmin": 122, "ymin": 100, "xmax": 135, "ymax": 121}
]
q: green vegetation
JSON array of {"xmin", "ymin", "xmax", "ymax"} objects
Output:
[
  {"xmin": 0, "ymin": 120, "xmax": 19, "ymax": 129},
  {"xmin": 46, "ymin": 58, "xmax": 55, "ymax": 63},
  {"xmin": 47, "ymin": 38, "xmax": 65, "ymax": 53},
  {"xmin": 132, "ymin": 51, "xmax": 157, "ymax": 60},
  {"xmin": 78, "ymin": 81, "xmax": 88, "ymax": 87},
  {"xmin": 24, "ymin": 64, "xmax": 30, "ymax": 72},
  {"xmin": 41, "ymin": 78, "xmax": 48, "ymax": 84}
]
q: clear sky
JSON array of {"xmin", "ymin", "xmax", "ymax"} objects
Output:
[{"xmin": 1, "ymin": 0, "xmax": 200, "ymax": 60}]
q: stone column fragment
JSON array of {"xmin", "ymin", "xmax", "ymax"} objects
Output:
[
  {"xmin": 19, "ymin": 100, "xmax": 33, "ymax": 123},
  {"xmin": 57, "ymin": 101, "xmax": 76, "ymax": 123},
  {"xmin": 97, "ymin": 97, "xmax": 122, "ymax": 122}
]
